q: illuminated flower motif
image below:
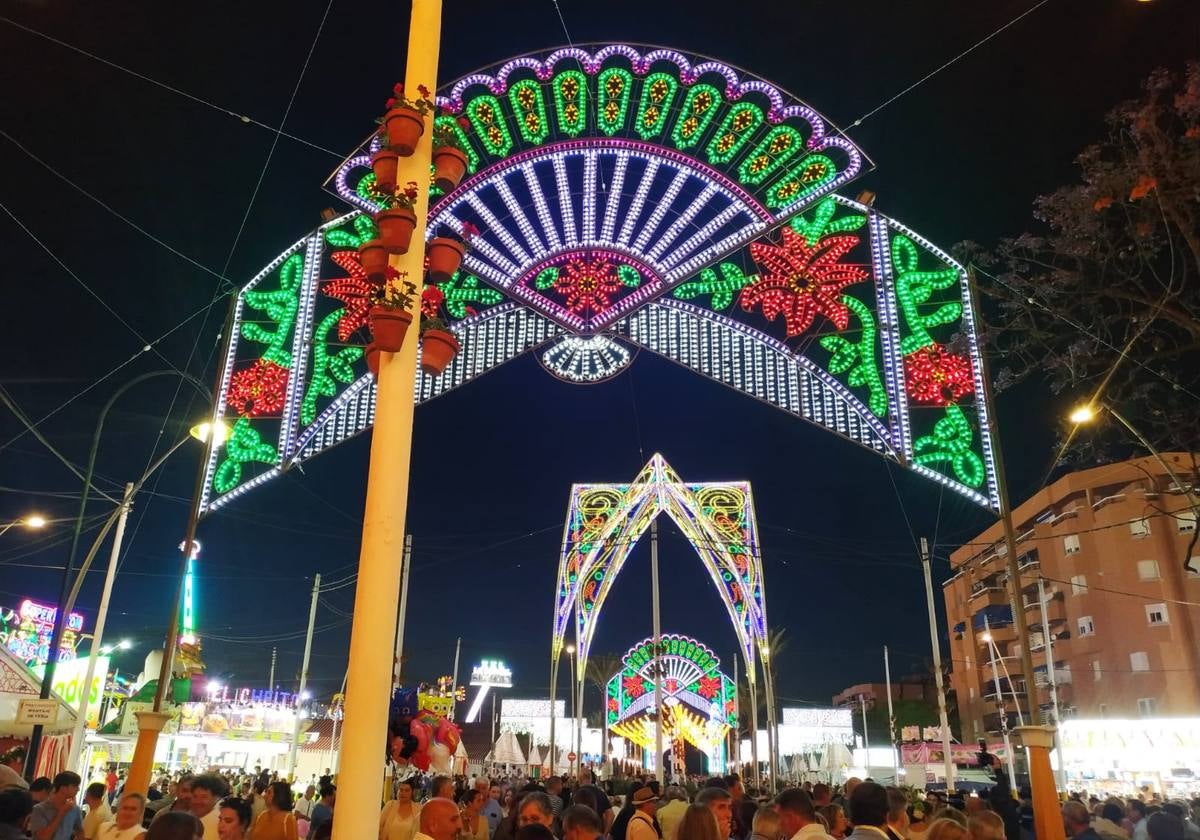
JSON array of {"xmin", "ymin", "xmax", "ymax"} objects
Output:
[
  {"xmin": 323, "ymin": 251, "xmax": 379, "ymax": 341},
  {"xmin": 227, "ymin": 360, "xmax": 289, "ymax": 417},
  {"xmin": 422, "ymin": 285, "xmax": 446, "ymax": 318},
  {"xmin": 1129, "ymin": 175, "xmax": 1157, "ymax": 200},
  {"xmin": 725, "ymin": 699, "xmax": 737, "ymax": 715},
  {"xmin": 623, "ymin": 675, "xmax": 648, "ymax": 699},
  {"xmin": 664, "ymin": 678, "xmax": 679, "ymax": 694},
  {"xmin": 741, "ymin": 228, "xmax": 868, "ymax": 336},
  {"xmin": 552, "ymin": 257, "xmax": 626, "ymax": 315},
  {"xmin": 1093, "ymin": 196, "xmax": 1114, "ymax": 211},
  {"xmin": 904, "ymin": 344, "xmax": 974, "ymax": 406},
  {"xmin": 607, "ymin": 698, "xmax": 619, "ymax": 712},
  {"xmin": 697, "ymin": 676, "xmax": 721, "ymax": 700}
]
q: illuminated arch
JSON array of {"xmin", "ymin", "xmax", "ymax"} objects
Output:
[
  {"xmin": 199, "ymin": 44, "xmax": 998, "ymax": 515},
  {"xmin": 547, "ymin": 454, "xmax": 776, "ymax": 773},
  {"xmin": 605, "ymin": 634, "xmax": 738, "ymax": 774}
]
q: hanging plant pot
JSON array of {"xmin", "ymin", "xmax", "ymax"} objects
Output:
[
  {"xmin": 420, "ymin": 328, "xmax": 460, "ymax": 376},
  {"xmin": 358, "ymin": 239, "xmax": 389, "ymax": 281},
  {"xmin": 426, "ymin": 237, "xmax": 466, "ymax": 282},
  {"xmin": 432, "ymin": 146, "xmax": 469, "ymax": 192},
  {"xmin": 369, "ymin": 306, "xmax": 413, "ymax": 353},
  {"xmin": 384, "ymin": 107, "xmax": 425, "ymax": 156},
  {"xmin": 375, "ymin": 207, "xmax": 417, "ymax": 254},
  {"xmin": 365, "ymin": 342, "xmax": 381, "ymax": 377},
  {"xmin": 371, "ymin": 149, "xmax": 401, "ymax": 192}
]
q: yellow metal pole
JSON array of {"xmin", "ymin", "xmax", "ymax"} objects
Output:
[
  {"xmin": 1014, "ymin": 725, "xmax": 1066, "ymax": 840},
  {"xmin": 331, "ymin": 2, "xmax": 440, "ymax": 837}
]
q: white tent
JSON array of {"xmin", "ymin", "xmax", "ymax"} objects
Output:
[
  {"xmin": 454, "ymin": 740, "xmax": 469, "ymax": 775},
  {"xmin": 492, "ymin": 731, "xmax": 526, "ymax": 766},
  {"xmin": 527, "ymin": 744, "xmax": 543, "ymax": 768}
]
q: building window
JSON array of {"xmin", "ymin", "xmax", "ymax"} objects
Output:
[
  {"xmin": 1078, "ymin": 616, "xmax": 1095, "ymax": 636},
  {"xmin": 1137, "ymin": 559, "xmax": 1161, "ymax": 581},
  {"xmin": 1070, "ymin": 574, "xmax": 1088, "ymax": 595},
  {"xmin": 1146, "ymin": 603, "xmax": 1169, "ymax": 625},
  {"xmin": 1064, "ymin": 534, "xmax": 1081, "ymax": 554},
  {"xmin": 1137, "ymin": 697, "xmax": 1157, "ymax": 716},
  {"xmin": 1130, "ymin": 518, "xmax": 1151, "ymax": 538},
  {"xmin": 1130, "ymin": 651, "xmax": 1150, "ymax": 672},
  {"xmin": 1092, "ymin": 659, "xmax": 1102, "ymax": 681},
  {"xmin": 1179, "ymin": 511, "xmax": 1197, "ymax": 533}
]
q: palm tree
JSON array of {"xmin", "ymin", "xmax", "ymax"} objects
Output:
[{"xmin": 584, "ymin": 653, "xmax": 623, "ymax": 766}]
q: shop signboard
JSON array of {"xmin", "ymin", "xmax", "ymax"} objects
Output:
[
  {"xmin": 178, "ymin": 700, "xmax": 296, "ymax": 737},
  {"xmin": 32, "ymin": 655, "xmax": 109, "ymax": 727}
]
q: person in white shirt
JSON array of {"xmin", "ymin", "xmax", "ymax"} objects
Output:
[
  {"xmin": 293, "ymin": 788, "xmax": 316, "ymax": 824},
  {"xmin": 83, "ymin": 784, "xmax": 113, "ymax": 840},
  {"xmin": 98, "ymin": 793, "xmax": 146, "ymax": 840},
  {"xmin": 188, "ymin": 775, "xmax": 226, "ymax": 840},
  {"xmin": 777, "ymin": 789, "xmax": 836, "ymax": 840}
]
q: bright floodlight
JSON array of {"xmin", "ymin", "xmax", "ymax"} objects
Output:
[
  {"xmin": 190, "ymin": 420, "xmax": 230, "ymax": 445},
  {"xmin": 981, "ymin": 632, "xmax": 993, "ymax": 643},
  {"xmin": 117, "ymin": 639, "xmax": 132, "ymax": 650},
  {"xmin": 24, "ymin": 515, "xmax": 47, "ymax": 529},
  {"xmin": 565, "ymin": 644, "xmax": 575, "ymax": 654},
  {"xmin": 1069, "ymin": 404, "xmax": 1097, "ymax": 424}
]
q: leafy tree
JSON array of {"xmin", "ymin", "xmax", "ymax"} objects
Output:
[{"xmin": 961, "ymin": 60, "xmax": 1200, "ymax": 567}]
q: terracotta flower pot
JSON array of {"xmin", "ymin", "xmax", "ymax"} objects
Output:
[
  {"xmin": 426, "ymin": 237, "xmax": 466, "ymax": 282},
  {"xmin": 432, "ymin": 146, "xmax": 469, "ymax": 192},
  {"xmin": 420, "ymin": 328, "xmax": 460, "ymax": 376},
  {"xmin": 384, "ymin": 107, "xmax": 425, "ymax": 156},
  {"xmin": 369, "ymin": 306, "xmax": 414, "ymax": 353},
  {"xmin": 365, "ymin": 342, "xmax": 381, "ymax": 377},
  {"xmin": 371, "ymin": 149, "xmax": 401, "ymax": 192},
  {"xmin": 375, "ymin": 207, "xmax": 417, "ymax": 254},
  {"xmin": 358, "ymin": 239, "xmax": 389, "ymax": 281}
]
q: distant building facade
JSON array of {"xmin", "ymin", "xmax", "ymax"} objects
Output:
[
  {"xmin": 832, "ymin": 678, "xmax": 938, "ymax": 711},
  {"xmin": 944, "ymin": 454, "xmax": 1200, "ymax": 742}
]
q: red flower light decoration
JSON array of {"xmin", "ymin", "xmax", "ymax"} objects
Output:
[
  {"xmin": 740, "ymin": 228, "xmax": 868, "ymax": 336},
  {"xmin": 697, "ymin": 676, "xmax": 721, "ymax": 700},
  {"xmin": 554, "ymin": 257, "xmax": 625, "ymax": 315},
  {"xmin": 227, "ymin": 360, "xmax": 289, "ymax": 417},
  {"xmin": 607, "ymin": 698, "xmax": 619, "ymax": 712},
  {"xmin": 422, "ymin": 285, "xmax": 446, "ymax": 318},
  {"xmin": 323, "ymin": 251, "xmax": 381, "ymax": 341},
  {"xmin": 623, "ymin": 675, "xmax": 648, "ymax": 699},
  {"xmin": 904, "ymin": 344, "xmax": 974, "ymax": 406}
]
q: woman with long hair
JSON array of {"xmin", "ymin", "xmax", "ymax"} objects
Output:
[
  {"xmin": 379, "ymin": 779, "xmax": 421, "ymax": 840},
  {"xmin": 459, "ymin": 790, "xmax": 489, "ymax": 840},
  {"xmin": 677, "ymin": 804, "xmax": 722, "ymax": 840},
  {"xmin": 249, "ymin": 783, "xmax": 296, "ymax": 840},
  {"xmin": 818, "ymin": 805, "xmax": 848, "ymax": 840}
]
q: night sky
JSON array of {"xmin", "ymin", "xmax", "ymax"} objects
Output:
[{"xmin": 2, "ymin": 0, "xmax": 1197, "ymax": 716}]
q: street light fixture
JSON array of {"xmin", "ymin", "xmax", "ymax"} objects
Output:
[
  {"xmin": 189, "ymin": 421, "xmax": 230, "ymax": 445},
  {"xmin": 0, "ymin": 514, "xmax": 48, "ymax": 536},
  {"xmin": 1067, "ymin": 404, "xmax": 1097, "ymax": 425}
]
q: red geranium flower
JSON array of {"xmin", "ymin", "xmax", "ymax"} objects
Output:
[
  {"xmin": 904, "ymin": 343, "xmax": 974, "ymax": 406},
  {"xmin": 697, "ymin": 676, "xmax": 721, "ymax": 700},
  {"xmin": 623, "ymin": 675, "xmax": 647, "ymax": 699}
]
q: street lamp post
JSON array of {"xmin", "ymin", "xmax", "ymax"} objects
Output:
[
  {"xmin": 26, "ymin": 368, "xmax": 211, "ymax": 781},
  {"xmin": 981, "ymin": 622, "xmax": 1019, "ymax": 786}
]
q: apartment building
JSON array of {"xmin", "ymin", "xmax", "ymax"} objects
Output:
[{"xmin": 943, "ymin": 454, "xmax": 1200, "ymax": 742}]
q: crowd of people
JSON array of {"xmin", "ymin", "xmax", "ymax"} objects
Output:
[{"xmin": 3, "ymin": 762, "xmax": 1200, "ymax": 840}]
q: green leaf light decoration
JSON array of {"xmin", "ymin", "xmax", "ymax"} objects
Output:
[
  {"xmin": 913, "ymin": 404, "xmax": 986, "ymax": 487},
  {"xmin": 240, "ymin": 252, "xmax": 303, "ymax": 368},
  {"xmin": 891, "ymin": 234, "xmax": 962, "ymax": 355},
  {"xmin": 213, "ymin": 417, "xmax": 278, "ymax": 495},
  {"xmin": 819, "ymin": 295, "xmax": 888, "ymax": 418}
]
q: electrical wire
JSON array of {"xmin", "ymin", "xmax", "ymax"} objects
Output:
[
  {"xmin": 844, "ymin": 0, "xmax": 1055, "ymax": 131},
  {"xmin": 0, "ymin": 15, "xmax": 344, "ymax": 160},
  {"xmin": 0, "ymin": 128, "xmax": 234, "ymax": 289},
  {"xmin": 0, "ymin": 293, "xmax": 229, "ymax": 454},
  {"xmin": 0, "ymin": 199, "xmax": 180, "ymax": 372}
]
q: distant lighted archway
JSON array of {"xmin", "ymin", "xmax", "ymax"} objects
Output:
[
  {"xmin": 548, "ymin": 453, "xmax": 776, "ymax": 774},
  {"xmin": 606, "ymin": 634, "xmax": 737, "ymax": 774}
]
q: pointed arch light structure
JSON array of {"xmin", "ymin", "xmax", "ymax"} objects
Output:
[{"xmin": 547, "ymin": 454, "xmax": 777, "ymax": 781}]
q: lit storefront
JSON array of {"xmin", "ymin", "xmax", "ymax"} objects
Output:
[{"xmin": 1058, "ymin": 719, "xmax": 1200, "ymax": 796}]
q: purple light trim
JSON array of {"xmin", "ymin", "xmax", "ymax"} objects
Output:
[
  {"xmin": 430, "ymin": 44, "xmax": 869, "ymax": 173},
  {"xmin": 333, "ymin": 155, "xmax": 378, "ymax": 214}
]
